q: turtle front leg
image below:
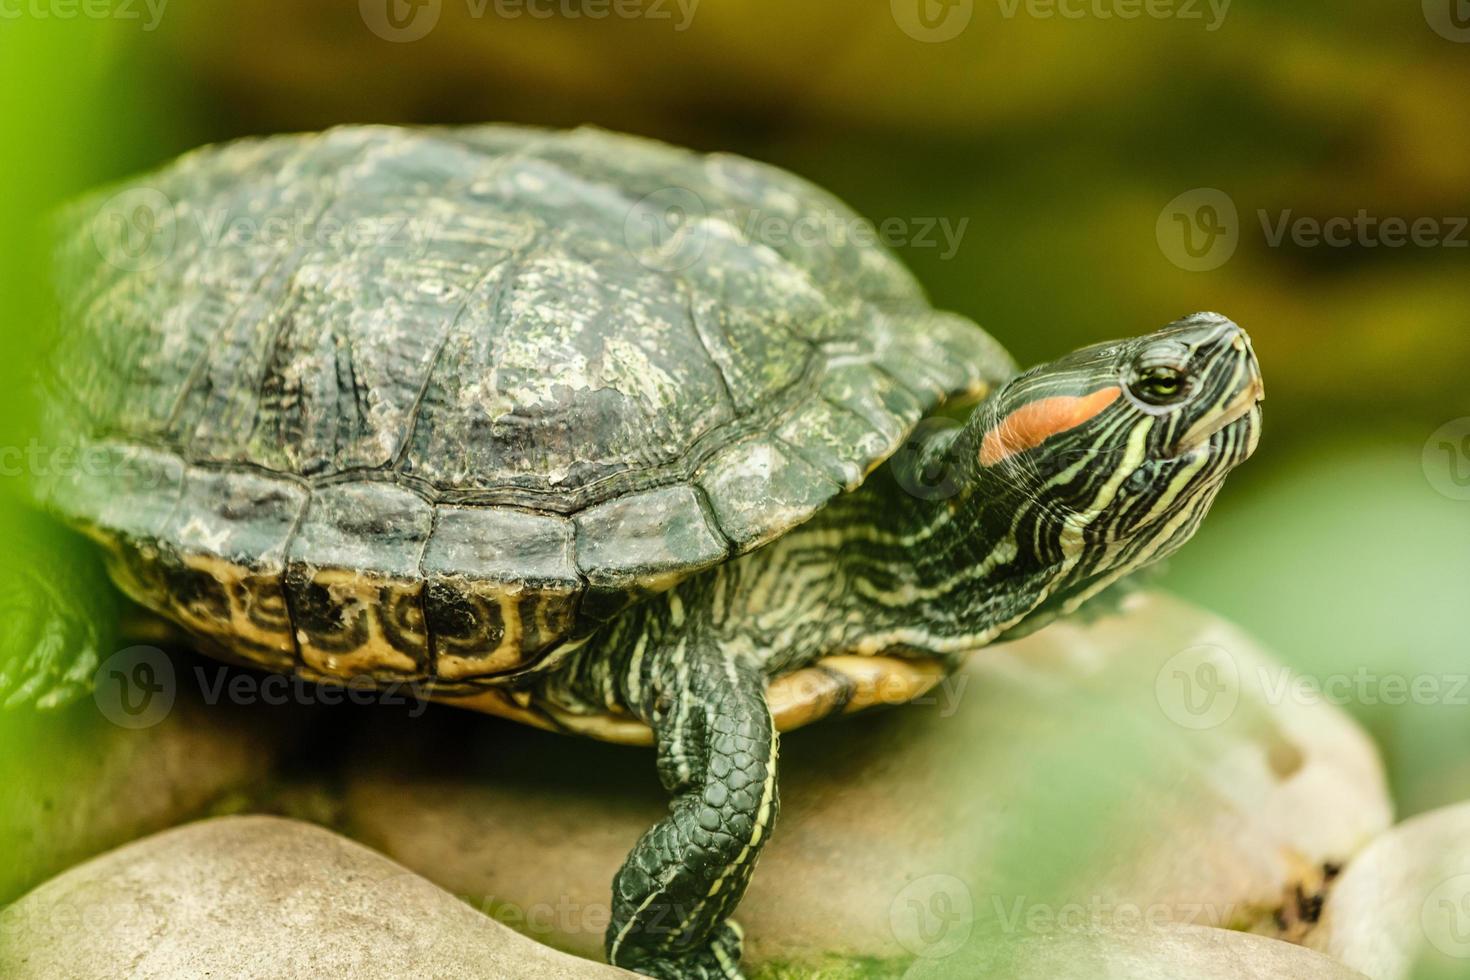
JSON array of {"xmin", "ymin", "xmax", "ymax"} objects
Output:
[{"xmin": 606, "ymin": 641, "xmax": 778, "ymax": 980}]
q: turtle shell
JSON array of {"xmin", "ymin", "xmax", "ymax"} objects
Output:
[{"xmin": 41, "ymin": 125, "xmax": 1014, "ymax": 688}]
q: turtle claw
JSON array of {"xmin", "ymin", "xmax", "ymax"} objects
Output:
[
  {"xmin": 0, "ymin": 515, "xmax": 116, "ymax": 711},
  {"xmin": 615, "ymin": 921, "xmax": 747, "ymax": 980},
  {"xmin": 0, "ymin": 573, "xmax": 107, "ymax": 710}
]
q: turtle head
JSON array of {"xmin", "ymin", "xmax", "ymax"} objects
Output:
[{"xmin": 965, "ymin": 312, "xmax": 1262, "ymax": 614}]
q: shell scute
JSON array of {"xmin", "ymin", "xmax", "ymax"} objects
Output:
[
  {"xmin": 286, "ymin": 483, "xmax": 434, "ymax": 680},
  {"xmin": 46, "ymin": 125, "xmax": 1015, "ymax": 682},
  {"xmin": 157, "ymin": 470, "xmax": 307, "ymax": 671},
  {"xmin": 421, "ymin": 505, "xmax": 581, "ymax": 680},
  {"xmin": 572, "ymin": 483, "xmax": 728, "ymax": 621},
  {"xmin": 695, "ymin": 437, "xmax": 839, "ymax": 553}
]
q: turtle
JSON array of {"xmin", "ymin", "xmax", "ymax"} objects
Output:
[{"xmin": 2, "ymin": 124, "xmax": 1264, "ymax": 979}]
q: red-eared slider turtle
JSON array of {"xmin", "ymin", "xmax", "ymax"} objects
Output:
[{"xmin": 8, "ymin": 125, "xmax": 1263, "ymax": 979}]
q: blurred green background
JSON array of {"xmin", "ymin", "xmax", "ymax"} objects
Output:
[{"xmin": 2, "ymin": 0, "xmax": 1466, "ymax": 864}]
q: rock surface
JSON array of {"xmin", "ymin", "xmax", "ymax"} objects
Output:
[
  {"xmin": 339, "ymin": 592, "xmax": 1393, "ymax": 973},
  {"xmin": 0, "ymin": 646, "xmax": 313, "ymax": 905},
  {"xmin": 1306, "ymin": 800, "xmax": 1470, "ymax": 979},
  {"xmin": 911, "ymin": 923, "xmax": 1372, "ymax": 980},
  {"xmin": 0, "ymin": 815, "xmax": 631, "ymax": 979}
]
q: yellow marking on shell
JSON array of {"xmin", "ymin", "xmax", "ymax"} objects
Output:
[
  {"xmin": 438, "ymin": 688, "xmax": 566, "ymax": 737},
  {"xmin": 156, "ymin": 552, "xmax": 297, "ymax": 672},
  {"xmin": 437, "ymin": 653, "xmax": 951, "ymax": 745},
  {"xmin": 89, "ymin": 532, "xmax": 285, "ymax": 672},
  {"xmin": 298, "ymin": 568, "xmax": 422, "ymax": 678},
  {"xmin": 640, "ymin": 566, "xmax": 691, "ymax": 596},
  {"xmin": 539, "ymin": 702, "xmax": 658, "ymax": 745},
  {"xmin": 792, "ymin": 655, "xmax": 945, "ymax": 717},
  {"xmin": 434, "ymin": 582, "xmax": 540, "ymax": 681},
  {"xmin": 765, "ymin": 668, "xmax": 847, "ymax": 730},
  {"xmin": 89, "ymin": 532, "xmax": 166, "ymax": 610},
  {"xmin": 533, "ymin": 591, "xmax": 563, "ymax": 642}
]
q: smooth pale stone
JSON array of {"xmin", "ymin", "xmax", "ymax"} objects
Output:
[
  {"xmin": 340, "ymin": 592, "xmax": 1392, "ymax": 971},
  {"xmin": 1306, "ymin": 801, "xmax": 1470, "ymax": 980},
  {"xmin": 0, "ymin": 816, "xmax": 631, "ymax": 980},
  {"xmin": 908, "ymin": 923, "xmax": 1371, "ymax": 980}
]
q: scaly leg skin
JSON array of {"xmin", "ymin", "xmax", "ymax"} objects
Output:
[
  {"xmin": 0, "ymin": 507, "xmax": 118, "ymax": 710},
  {"xmin": 605, "ymin": 643, "xmax": 778, "ymax": 980}
]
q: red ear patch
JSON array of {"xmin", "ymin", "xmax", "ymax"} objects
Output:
[{"xmin": 979, "ymin": 386, "xmax": 1121, "ymax": 467}]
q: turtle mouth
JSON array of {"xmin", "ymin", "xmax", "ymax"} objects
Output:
[{"xmin": 1170, "ymin": 378, "xmax": 1265, "ymax": 457}]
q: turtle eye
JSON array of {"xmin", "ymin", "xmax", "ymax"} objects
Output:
[{"xmin": 1130, "ymin": 365, "xmax": 1187, "ymax": 405}]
